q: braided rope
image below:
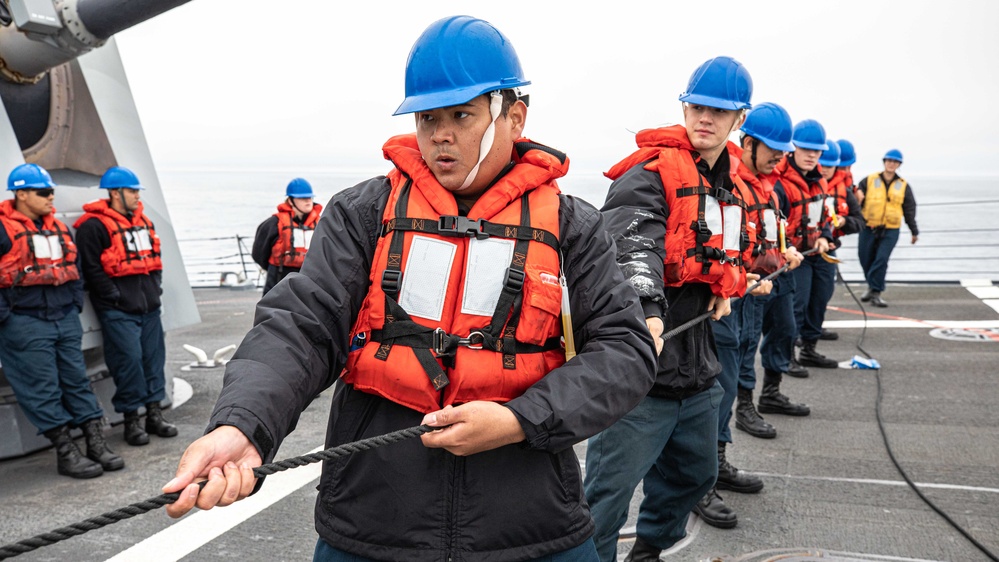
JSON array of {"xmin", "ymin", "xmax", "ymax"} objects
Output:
[{"xmin": 0, "ymin": 424, "xmax": 433, "ymax": 559}]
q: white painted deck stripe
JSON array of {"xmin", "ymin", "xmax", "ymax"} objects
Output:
[
  {"xmin": 823, "ymin": 320, "xmax": 999, "ymax": 328},
  {"xmin": 106, "ymin": 447, "xmax": 323, "ymax": 562},
  {"xmin": 961, "ymin": 279, "xmax": 999, "ymax": 314},
  {"xmin": 753, "ymin": 472, "xmax": 999, "ymax": 494}
]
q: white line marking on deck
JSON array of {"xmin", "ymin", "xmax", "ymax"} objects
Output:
[
  {"xmin": 961, "ymin": 279, "xmax": 999, "ymax": 314},
  {"xmin": 753, "ymin": 472, "xmax": 999, "ymax": 494},
  {"xmin": 823, "ymin": 320, "xmax": 999, "ymax": 328},
  {"xmin": 106, "ymin": 447, "xmax": 323, "ymax": 562}
]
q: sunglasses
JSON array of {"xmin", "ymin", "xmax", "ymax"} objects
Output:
[{"xmin": 31, "ymin": 188, "xmax": 55, "ymax": 197}]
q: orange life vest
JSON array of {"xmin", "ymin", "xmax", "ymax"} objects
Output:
[
  {"xmin": 268, "ymin": 202, "xmax": 323, "ymax": 269},
  {"xmin": 0, "ymin": 200, "xmax": 80, "ymax": 288},
  {"xmin": 736, "ymin": 160, "xmax": 787, "ymax": 275},
  {"xmin": 826, "ymin": 169, "xmax": 853, "ymax": 238},
  {"xmin": 605, "ymin": 125, "xmax": 750, "ymax": 299},
  {"xmin": 344, "ymin": 134, "xmax": 567, "ymax": 414},
  {"xmin": 776, "ymin": 157, "xmax": 829, "ymax": 249},
  {"xmin": 74, "ymin": 200, "xmax": 162, "ymax": 277}
]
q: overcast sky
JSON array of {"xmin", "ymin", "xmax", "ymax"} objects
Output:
[{"xmin": 113, "ymin": 0, "xmax": 999, "ymax": 180}]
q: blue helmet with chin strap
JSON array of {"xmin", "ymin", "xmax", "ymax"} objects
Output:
[
  {"xmin": 286, "ymin": 178, "xmax": 314, "ymax": 198},
  {"xmin": 7, "ymin": 163, "xmax": 55, "ymax": 190},
  {"xmin": 818, "ymin": 137, "xmax": 841, "ymax": 167},
  {"xmin": 836, "ymin": 139, "xmax": 856, "ymax": 166},
  {"xmin": 679, "ymin": 56, "xmax": 753, "ymax": 111},
  {"xmin": 883, "ymin": 148, "xmax": 904, "ymax": 163},
  {"xmin": 791, "ymin": 119, "xmax": 829, "ymax": 151},
  {"xmin": 394, "ymin": 16, "xmax": 530, "ymax": 116},
  {"xmin": 740, "ymin": 102, "xmax": 795, "ymax": 152}
]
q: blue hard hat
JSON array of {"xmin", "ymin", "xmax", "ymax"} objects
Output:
[
  {"xmin": 818, "ymin": 137, "xmax": 841, "ymax": 167},
  {"xmin": 286, "ymin": 178, "xmax": 313, "ymax": 198},
  {"xmin": 100, "ymin": 166, "xmax": 144, "ymax": 190},
  {"xmin": 740, "ymin": 102, "xmax": 795, "ymax": 152},
  {"xmin": 883, "ymin": 148, "xmax": 904, "ymax": 163},
  {"xmin": 791, "ymin": 119, "xmax": 829, "ymax": 151},
  {"xmin": 7, "ymin": 163, "xmax": 55, "ymax": 190},
  {"xmin": 678, "ymin": 56, "xmax": 753, "ymax": 111},
  {"xmin": 394, "ymin": 16, "xmax": 530, "ymax": 116},
  {"xmin": 836, "ymin": 139, "xmax": 856, "ymax": 166}
]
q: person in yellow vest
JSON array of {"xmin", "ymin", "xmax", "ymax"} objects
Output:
[
  {"xmin": 857, "ymin": 149, "xmax": 918, "ymax": 307},
  {"xmin": 162, "ymin": 16, "xmax": 655, "ymax": 561},
  {"xmin": 251, "ymin": 178, "xmax": 323, "ymax": 295}
]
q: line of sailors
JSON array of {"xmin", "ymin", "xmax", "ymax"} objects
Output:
[{"xmin": 0, "ymin": 164, "xmax": 176, "ymax": 479}]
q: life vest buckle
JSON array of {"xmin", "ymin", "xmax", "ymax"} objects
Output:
[
  {"xmin": 503, "ymin": 267, "xmax": 526, "ymax": 292},
  {"xmin": 439, "ymin": 216, "xmax": 488, "ymax": 239},
  {"xmin": 381, "ymin": 270, "xmax": 402, "ymax": 294},
  {"xmin": 432, "ymin": 328, "xmax": 487, "ymax": 357}
]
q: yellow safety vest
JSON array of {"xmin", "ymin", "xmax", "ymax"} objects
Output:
[{"xmin": 862, "ymin": 173, "xmax": 907, "ymax": 229}]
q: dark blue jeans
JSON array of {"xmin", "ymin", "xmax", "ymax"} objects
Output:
[
  {"xmin": 313, "ymin": 537, "xmax": 598, "ymax": 561},
  {"xmin": 760, "ymin": 273, "xmax": 796, "ymax": 374},
  {"xmin": 858, "ymin": 226, "xmax": 900, "ymax": 293},
  {"xmin": 0, "ymin": 312, "xmax": 103, "ymax": 433},
  {"xmin": 98, "ymin": 308, "xmax": 166, "ymax": 413},
  {"xmin": 584, "ymin": 383, "xmax": 722, "ymax": 561},
  {"xmin": 791, "ymin": 254, "xmax": 836, "ymax": 343}
]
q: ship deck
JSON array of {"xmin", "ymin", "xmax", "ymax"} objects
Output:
[{"xmin": 1, "ymin": 282, "xmax": 997, "ymax": 562}]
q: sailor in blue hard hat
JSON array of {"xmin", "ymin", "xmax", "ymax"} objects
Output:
[
  {"xmin": 856, "ymin": 148, "xmax": 919, "ymax": 307},
  {"xmin": 251, "ymin": 177, "xmax": 322, "ymax": 295},
  {"xmin": 164, "ymin": 18, "xmax": 654, "ymax": 562}
]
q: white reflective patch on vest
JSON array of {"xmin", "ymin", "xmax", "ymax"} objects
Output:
[
  {"xmin": 31, "ymin": 234, "xmax": 63, "ymax": 260},
  {"xmin": 399, "ymin": 236, "xmax": 457, "ymax": 322},
  {"xmin": 722, "ymin": 205, "xmax": 742, "ymax": 251},
  {"xmin": 461, "ymin": 237, "xmax": 515, "ymax": 317},
  {"xmin": 807, "ymin": 200, "xmax": 823, "ymax": 225},
  {"xmin": 704, "ymin": 197, "xmax": 724, "ymax": 235},
  {"xmin": 762, "ymin": 209, "xmax": 778, "ymax": 243},
  {"xmin": 124, "ymin": 228, "xmax": 153, "ymax": 253},
  {"xmin": 292, "ymin": 227, "xmax": 313, "ymax": 250}
]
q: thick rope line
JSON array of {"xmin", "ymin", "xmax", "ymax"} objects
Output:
[
  {"xmin": 0, "ymin": 424, "xmax": 434, "ymax": 560},
  {"xmin": 662, "ymin": 247, "xmax": 819, "ymax": 342}
]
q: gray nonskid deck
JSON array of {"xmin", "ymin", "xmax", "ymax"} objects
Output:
[{"xmin": 0, "ymin": 283, "xmax": 996, "ymax": 561}]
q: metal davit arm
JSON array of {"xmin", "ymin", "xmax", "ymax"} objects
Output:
[{"xmin": 75, "ymin": 0, "xmax": 192, "ymax": 40}]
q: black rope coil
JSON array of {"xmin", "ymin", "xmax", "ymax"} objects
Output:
[{"xmin": 0, "ymin": 424, "xmax": 434, "ymax": 560}]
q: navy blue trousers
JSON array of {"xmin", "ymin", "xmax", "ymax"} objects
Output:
[
  {"xmin": 858, "ymin": 226, "xmax": 900, "ymax": 293},
  {"xmin": 760, "ymin": 273, "xmax": 796, "ymax": 374},
  {"xmin": 0, "ymin": 312, "xmax": 103, "ymax": 433},
  {"xmin": 584, "ymin": 383, "xmax": 722, "ymax": 561},
  {"xmin": 791, "ymin": 254, "xmax": 836, "ymax": 343},
  {"xmin": 98, "ymin": 308, "xmax": 167, "ymax": 413},
  {"xmin": 712, "ymin": 293, "xmax": 765, "ymax": 443}
]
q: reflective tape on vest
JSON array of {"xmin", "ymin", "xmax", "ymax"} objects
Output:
[
  {"xmin": 762, "ymin": 209, "xmax": 778, "ymax": 244},
  {"xmin": 461, "ymin": 237, "xmax": 516, "ymax": 317},
  {"xmin": 31, "ymin": 234, "xmax": 64, "ymax": 260}
]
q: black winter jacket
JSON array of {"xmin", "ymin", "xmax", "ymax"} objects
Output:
[
  {"xmin": 208, "ymin": 175, "xmax": 657, "ymax": 561},
  {"xmin": 600, "ymin": 159, "xmax": 730, "ymax": 399}
]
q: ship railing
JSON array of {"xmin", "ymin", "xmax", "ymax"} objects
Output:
[{"xmin": 177, "ymin": 234, "xmax": 262, "ymax": 289}]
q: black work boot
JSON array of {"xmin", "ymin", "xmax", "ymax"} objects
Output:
[
  {"xmin": 692, "ymin": 486, "xmax": 737, "ymax": 529},
  {"xmin": 819, "ymin": 328, "xmax": 839, "ymax": 341},
  {"xmin": 716, "ymin": 442, "xmax": 764, "ymax": 493},
  {"xmin": 44, "ymin": 425, "xmax": 103, "ymax": 479},
  {"xmin": 123, "ymin": 411, "xmax": 150, "ymax": 446},
  {"xmin": 786, "ymin": 357, "xmax": 809, "ymax": 378},
  {"xmin": 870, "ymin": 293, "xmax": 888, "ymax": 307},
  {"xmin": 757, "ymin": 370, "xmax": 810, "ymax": 417},
  {"xmin": 83, "ymin": 418, "xmax": 124, "ymax": 471},
  {"xmin": 861, "ymin": 287, "xmax": 874, "ymax": 302},
  {"xmin": 623, "ymin": 537, "xmax": 662, "ymax": 562},
  {"xmin": 145, "ymin": 402, "xmax": 178, "ymax": 438},
  {"xmin": 735, "ymin": 388, "xmax": 776, "ymax": 439},
  {"xmin": 798, "ymin": 340, "xmax": 839, "ymax": 369}
]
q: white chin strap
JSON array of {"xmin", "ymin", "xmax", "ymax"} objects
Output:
[{"xmin": 457, "ymin": 91, "xmax": 504, "ymax": 192}]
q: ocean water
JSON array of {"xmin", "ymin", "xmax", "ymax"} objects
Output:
[{"xmin": 159, "ymin": 169, "xmax": 999, "ymax": 287}]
